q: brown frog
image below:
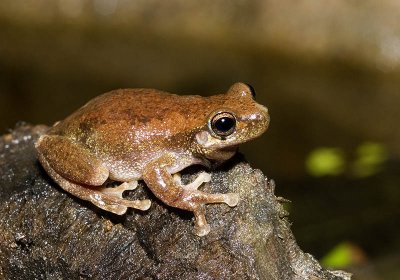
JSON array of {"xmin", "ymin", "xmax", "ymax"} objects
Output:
[{"xmin": 35, "ymin": 82, "xmax": 270, "ymax": 236}]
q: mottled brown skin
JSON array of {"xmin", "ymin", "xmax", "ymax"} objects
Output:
[{"xmin": 35, "ymin": 82, "xmax": 270, "ymax": 236}]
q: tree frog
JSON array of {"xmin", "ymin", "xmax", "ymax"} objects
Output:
[{"xmin": 35, "ymin": 82, "xmax": 270, "ymax": 236}]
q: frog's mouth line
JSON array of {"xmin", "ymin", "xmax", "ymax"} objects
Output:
[
  {"xmin": 221, "ymin": 145, "xmax": 239, "ymax": 153},
  {"xmin": 209, "ymin": 147, "xmax": 238, "ymax": 168},
  {"xmin": 214, "ymin": 145, "xmax": 239, "ymax": 161}
]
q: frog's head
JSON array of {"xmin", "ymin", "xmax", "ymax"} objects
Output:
[{"xmin": 192, "ymin": 82, "xmax": 270, "ymax": 162}]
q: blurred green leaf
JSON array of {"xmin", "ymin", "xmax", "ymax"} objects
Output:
[
  {"xmin": 321, "ymin": 242, "xmax": 366, "ymax": 268},
  {"xmin": 352, "ymin": 142, "xmax": 388, "ymax": 178},
  {"xmin": 306, "ymin": 148, "xmax": 345, "ymax": 177}
]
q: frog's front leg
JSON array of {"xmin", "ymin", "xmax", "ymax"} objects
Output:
[
  {"xmin": 173, "ymin": 172, "xmax": 211, "ymax": 191},
  {"xmin": 143, "ymin": 155, "xmax": 239, "ymax": 236},
  {"xmin": 36, "ymin": 135, "xmax": 150, "ymax": 215}
]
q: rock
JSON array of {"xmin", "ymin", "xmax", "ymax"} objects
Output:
[{"xmin": 0, "ymin": 125, "xmax": 351, "ymax": 279}]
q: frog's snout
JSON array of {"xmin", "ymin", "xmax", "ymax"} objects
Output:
[{"xmin": 250, "ymin": 103, "xmax": 269, "ymax": 130}]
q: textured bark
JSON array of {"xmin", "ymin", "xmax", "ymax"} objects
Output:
[{"xmin": 0, "ymin": 125, "xmax": 351, "ymax": 280}]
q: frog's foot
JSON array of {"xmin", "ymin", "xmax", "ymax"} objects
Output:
[
  {"xmin": 89, "ymin": 189, "xmax": 151, "ymax": 215},
  {"xmin": 101, "ymin": 181, "xmax": 138, "ymax": 197},
  {"xmin": 193, "ymin": 206, "xmax": 211, "ymax": 236},
  {"xmin": 171, "ymin": 173, "xmax": 238, "ymax": 236},
  {"xmin": 173, "ymin": 172, "xmax": 212, "ymax": 191},
  {"xmin": 93, "ymin": 181, "xmax": 150, "ymax": 214},
  {"xmin": 220, "ymin": 192, "xmax": 239, "ymax": 207},
  {"xmin": 183, "ymin": 190, "xmax": 239, "ymax": 236},
  {"xmin": 188, "ymin": 190, "xmax": 239, "ymax": 207},
  {"xmin": 142, "ymin": 157, "xmax": 238, "ymax": 236}
]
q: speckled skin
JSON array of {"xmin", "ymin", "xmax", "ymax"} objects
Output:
[{"xmin": 35, "ymin": 82, "xmax": 270, "ymax": 236}]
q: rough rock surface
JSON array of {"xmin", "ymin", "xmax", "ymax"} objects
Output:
[{"xmin": 0, "ymin": 125, "xmax": 351, "ymax": 280}]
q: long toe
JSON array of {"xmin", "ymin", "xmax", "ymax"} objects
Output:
[
  {"xmin": 224, "ymin": 193, "xmax": 239, "ymax": 207},
  {"xmin": 195, "ymin": 223, "xmax": 211, "ymax": 237},
  {"xmin": 126, "ymin": 199, "xmax": 151, "ymax": 211}
]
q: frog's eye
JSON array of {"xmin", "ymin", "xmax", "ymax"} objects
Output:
[{"xmin": 210, "ymin": 112, "xmax": 236, "ymax": 138}]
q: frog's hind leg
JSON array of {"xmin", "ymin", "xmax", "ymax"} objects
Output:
[
  {"xmin": 98, "ymin": 180, "xmax": 151, "ymax": 213},
  {"xmin": 101, "ymin": 181, "xmax": 138, "ymax": 195},
  {"xmin": 39, "ymin": 156, "xmax": 150, "ymax": 215},
  {"xmin": 36, "ymin": 135, "xmax": 150, "ymax": 215},
  {"xmin": 90, "ymin": 180, "xmax": 151, "ymax": 214}
]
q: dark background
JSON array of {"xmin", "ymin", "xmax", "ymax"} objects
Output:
[{"xmin": 1, "ymin": 2, "xmax": 399, "ymax": 279}]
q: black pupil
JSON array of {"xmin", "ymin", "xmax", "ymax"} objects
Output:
[{"xmin": 215, "ymin": 117, "xmax": 235, "ymax": 133}]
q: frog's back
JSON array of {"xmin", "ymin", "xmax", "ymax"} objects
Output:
[
  {"xmin": 60, "ymin": 88, "xmax": 186, "ymax": 127},
  {"xmin": 47, "ymin": 88, "xmax": 209, "ymax": 149}
]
